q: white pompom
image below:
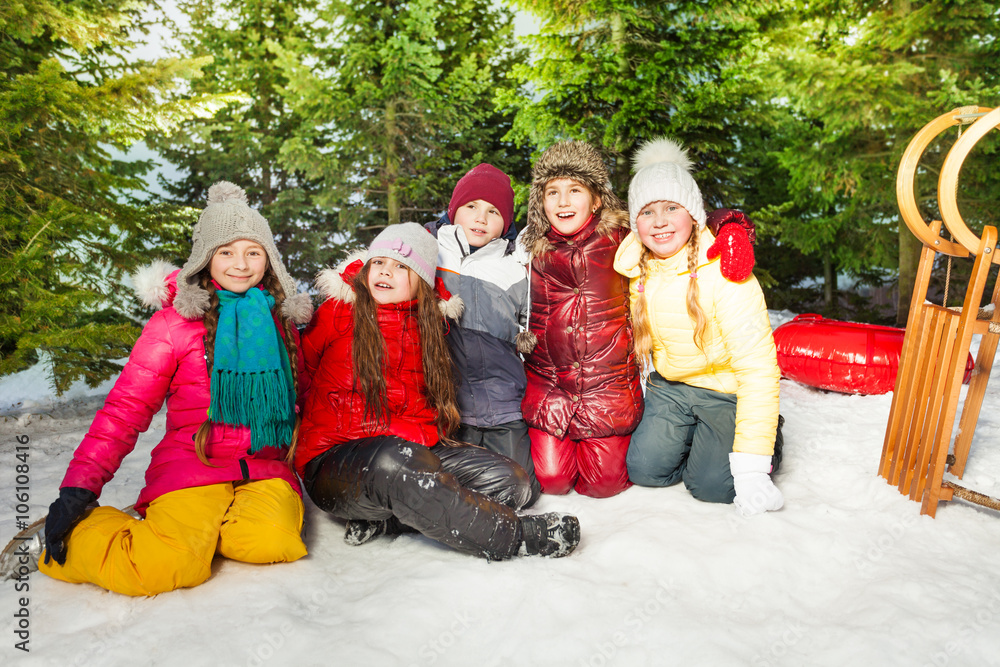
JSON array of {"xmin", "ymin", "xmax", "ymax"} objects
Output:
[
  {"xmin": 207, "ymin": 181, "xmax": 248, "ymax": 205},
  {"xmin": 632, "ymin": 138, "xmax": 693, "ymax": 173},
  {"xmin": 131, "ymin": 260, "xmax": 177, "ymax": 309}
]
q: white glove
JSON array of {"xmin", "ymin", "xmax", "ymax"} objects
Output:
[{"xmin": 729, "ymin": 452, "xmax": 783, "ymax": 517}]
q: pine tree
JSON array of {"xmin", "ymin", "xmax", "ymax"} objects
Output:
[
  {"xmin": 274, "ymin": 0, "xmax": 528, "ymax": 245},
  {"xmin": 150, "ymin": 0, "xmax": 335, "ymax": 283},
  {"xmin": 765, "ymin": 0, "xmax": 1000, "ymax": 323},
  {"xmin": 0, "ymin": 0, "xmax": 239, "ymax": 393},
  {"xmin": 500, "ymin": 0, "xmax": 776, "ymax": 202}
]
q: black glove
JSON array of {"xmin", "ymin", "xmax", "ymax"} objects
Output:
[{"xmin": 44, "ymin": 487, "xmax": 97, "ymax": 566}]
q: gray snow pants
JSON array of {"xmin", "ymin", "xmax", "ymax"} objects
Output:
[
  {"xmin": 626, "ymin": 373, "xmax": 782, "ymax": 504},
  {"xmin": 455, "ymin": 420, "xmax": 541, "ymax": 508}
]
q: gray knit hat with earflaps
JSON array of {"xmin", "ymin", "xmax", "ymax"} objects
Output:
[
  {"xmin": 173, "ymin": 181, "xmax": 313, "ymax": 324},
  {"xmin": 522, "ymin": 141, "xmax": 626, "ymax": 257}
]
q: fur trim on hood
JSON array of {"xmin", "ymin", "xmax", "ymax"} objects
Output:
[
  {"xmin": 132, "ymin": 260, "xmax": 179, "ymax": 310},
  {"xmin": 315, "ymin": 251, "xmax": 464, "ymax": 319},
  {"xmin": 522, "ymin": 141, "xmax": 627, "ymax": 258},
  {"xmin": 131, "ymin": 260, "xmax": 313, "ymax": 325}
]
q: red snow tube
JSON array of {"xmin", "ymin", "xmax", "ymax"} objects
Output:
[{"xmin": 772, "ymin": 314, "xmax": 974, "ymax": 395}]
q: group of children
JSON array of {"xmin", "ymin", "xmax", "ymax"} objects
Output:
[{"xmin": 8, "ymin": 137, "xmax": 785, "ymax": 596}]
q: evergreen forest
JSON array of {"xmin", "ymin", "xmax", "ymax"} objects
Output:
[{"xmin": 3, "ymin": 0, "xmax": 1000, "ymax": 391}]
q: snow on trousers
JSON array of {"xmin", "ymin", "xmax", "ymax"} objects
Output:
[
  {"xmin": 303, "ymin": 436, "xmax": 533, "ymax": 560},
  {"xmin": 529, "ymin": 429, "xmax": 632, "ymax": 498},
  {"xmin": 626, "ymin": 373, "xmax": 783, "ymax": 503},
  {"xmin": 38, "ymin": 478, "xmax": 306, "ymax": 596}
]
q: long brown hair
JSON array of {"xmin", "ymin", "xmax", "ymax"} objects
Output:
[
  {"xmin": 350, "ymin": 261, "xmax": 461, "ymax": 442},
  {"xmin": 194, "ymin": 265, "xmax": 301, "ymax": 466},
  {"xmin": 631, "ymin": 228, "xmax": 708, "ymax": 373}
]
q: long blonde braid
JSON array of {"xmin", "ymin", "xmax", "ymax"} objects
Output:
[
  {"xmin": 630, "ymin": 249, "xmax": 654, "ymax": 376},
  {"xmin": 686, "ymin": 229, "xmax": 708, "ymax": 352}
]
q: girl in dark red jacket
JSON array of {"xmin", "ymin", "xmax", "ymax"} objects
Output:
[
  {"xmin": 520, "ymin": 142, "xmax": 757, "ymax": 499},
  {"xmin": 519, "ymin": 141, "xmax": 644, "ymax": 498},
  {"xmin": 7, "ymin": 183, "xmax": 313, "ymax": 596},
  {"xmin": 296, "ymin": 223, "xmax": 579, "ymax": 559}
]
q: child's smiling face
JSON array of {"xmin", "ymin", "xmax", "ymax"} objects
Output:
[
  {"xmin": 452, "ymin": 199, "xmax": 505, "ymax": 247},
  {"xmin": 367, "ymin": 257, "xmax": 418, "ymax": 304},
  {"xmin": 635, "ymin": 200, "xmax": 694, "ymax": 259},
  {"xmin": 542, "ymin": 178, "xmax": 601, "ymax": 236},
  {"xmin": 210, "ymin": 240, "xmax": 269, "ymax": 293}
]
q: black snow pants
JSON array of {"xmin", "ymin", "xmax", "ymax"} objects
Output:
[
  {"xmin": 455, "ymin": 420, "xmax": 541, "ymax": 508},
  {"xmin": 303, "ymin": 436, "xmax": 533, "ymax": 560}
]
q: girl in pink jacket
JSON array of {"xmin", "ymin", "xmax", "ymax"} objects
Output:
[{"xmin": 21, "ymin": 183, "xmax": 314, "ymax": 596}]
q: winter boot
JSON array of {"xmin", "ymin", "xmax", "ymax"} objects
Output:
[
  {"xmin": 0, "ymin": 516, "xmax": 46, "ymax": 581},
  {"xmin": 517, "ymin": 512, "xmax": 580, "ymax": 558},
  {"xmin": 343, "ymin": 516, "xmax": 411, "ymax": 546}
]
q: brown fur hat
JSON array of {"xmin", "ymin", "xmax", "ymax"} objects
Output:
[{"xmin": 522, "ymin": 141, "xmax": 627, "ymax": 257}]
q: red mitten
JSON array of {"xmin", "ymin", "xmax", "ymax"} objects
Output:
[{"xmin": 706, "ymin": 214, "xmax": 756, "ymax": 282}]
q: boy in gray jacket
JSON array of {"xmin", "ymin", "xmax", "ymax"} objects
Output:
[{"xmin": 426, "ymin": 164, "xmax": 540, "ymax": 505}]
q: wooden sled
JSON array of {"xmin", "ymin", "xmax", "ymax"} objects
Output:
[{"xmin": 879, "ymin": 106, "xmax": 1000, "ymax": 517}]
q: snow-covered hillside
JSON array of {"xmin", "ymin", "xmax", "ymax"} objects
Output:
[{"xmin": 2, "ymin": 313, "xmax": 1000, "ymax": 667}]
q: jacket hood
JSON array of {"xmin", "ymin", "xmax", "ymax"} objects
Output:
[
  {"xmin": 523, "ymin": 141, "xmax": 627, "ymax": 258},
  {"xmin": 133, "ymin": 260, "xmax": 180, "ymax": 310},
  {"xmin": 131, "ymin": 259, "xmax": 314, "ymax": 325},
  {"xmin": 315, "ymin": 251, "xmax": 464, "ymax": 320}
]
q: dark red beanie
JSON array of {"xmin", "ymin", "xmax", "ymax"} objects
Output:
[{"xmin": 447, "ymin": 163, "xmax": 515, "ymax": 235}]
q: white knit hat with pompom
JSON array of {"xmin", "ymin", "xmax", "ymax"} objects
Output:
[
  {"xmin": 627, "ymin": 138, "xmax": 706, "ymax": 232},
  {"xmin": 173, "ymin": 181, "xmax": 312, "ymax": 323}
]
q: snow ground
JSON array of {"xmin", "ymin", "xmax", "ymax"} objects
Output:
[{"xmin": 2, "ymin": 312, "xmax": 1000, "ymax": 667}]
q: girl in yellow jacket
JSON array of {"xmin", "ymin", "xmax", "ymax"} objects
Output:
[{"xmin": 613, "ymin": 138, "xmax": 783, "ymax": 516}]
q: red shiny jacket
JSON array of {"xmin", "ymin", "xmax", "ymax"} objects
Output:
[{"xmin": 521, "ymin": 211, "xmax": 643, "ymax": 439}]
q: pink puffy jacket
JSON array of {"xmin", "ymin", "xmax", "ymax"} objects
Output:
[{"xmin": 59, "ymin": 263, "xmax": 304, "ymax": 516}]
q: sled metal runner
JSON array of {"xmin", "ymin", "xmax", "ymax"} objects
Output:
[{"xmin": 880, "ymin": 106, "xmax": 1000, "ymax": 517}]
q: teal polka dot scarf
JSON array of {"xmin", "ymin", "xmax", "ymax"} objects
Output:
[{"xmin": 209, "ymin": 288, "xmax": 296, "ymax": 453}]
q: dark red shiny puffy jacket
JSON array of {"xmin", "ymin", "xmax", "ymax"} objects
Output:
[{"xmin": 521, "ymin": 211, "xmax": 643, "ymax": 439}]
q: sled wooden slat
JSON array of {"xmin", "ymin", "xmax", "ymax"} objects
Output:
[
  {"xmin": 911, "ymin": 307, "xmax": 959, "ymax": 503},
  {"xmin": 880, "ymin": 230, "xmax": 941, "ymax": 482},
  {"xmin": 895, "ymin": 306, "xmax": 945, "ymax": 493},
  {"xmin": 880, "ymin": 106, "xmax": 1000, "ymax": 517}
]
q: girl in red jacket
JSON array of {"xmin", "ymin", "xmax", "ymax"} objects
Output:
[
  {"xmin": 6, "ymin": 183, "xmax": 313, "ymax": 596},
  {"xmin": 296, "ymin": 223, "xmax": 579, "ymax": 559}
]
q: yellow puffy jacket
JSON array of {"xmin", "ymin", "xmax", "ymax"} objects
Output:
[{"xmin": 613, "ymin": 228, "xmax": 780, "ymax": 456}]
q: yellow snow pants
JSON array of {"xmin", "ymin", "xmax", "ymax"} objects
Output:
[{"xmin": 38, "ymin": 478, "xmax": 307, "ymax": 596}]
